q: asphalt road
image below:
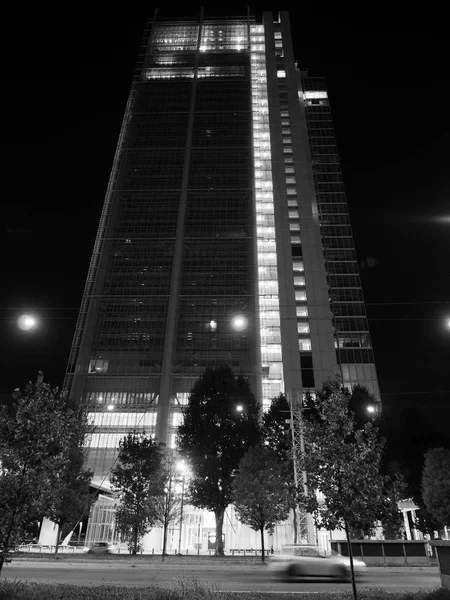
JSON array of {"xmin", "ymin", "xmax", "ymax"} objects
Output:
[{"xmin": 2, "ymin": 561, "xmax": 441, "ymax": 593}]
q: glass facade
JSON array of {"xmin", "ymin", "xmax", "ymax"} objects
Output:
[
  {"xmin": 250, "ymin": 24, "xmax": 284, "ymax": 410},
  {"xmin": 301, "ymin": 77, "xmax": 380, "ymax": 397},
  {"xmin": 66, "ymin": 14, "xmax": 261, "ymax": 478},
  {"xmin": 66, "ymin": 10, "xmax": 380, "ymax": 483}
]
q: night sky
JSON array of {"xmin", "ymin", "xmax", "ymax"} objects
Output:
[{"xmin": 1, "ymin": 10, "xmax": 449, "ymax": 487}]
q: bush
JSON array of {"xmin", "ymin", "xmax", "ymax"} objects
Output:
[{"xmin": 0, "ymin": 580, "xmax": 448, "ymax": 600}]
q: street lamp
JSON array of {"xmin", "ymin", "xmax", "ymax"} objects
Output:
[
  {"xmin": 17, "ymin": 314, "xmax": 38, "ymax": 331},
  {"xmin": 230, "ymin": 315, "xmax": 247, "ymax": 331}
]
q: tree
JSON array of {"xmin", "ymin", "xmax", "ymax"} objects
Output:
[
  {"xmin": 298, "ymin": 377, "xmax": 402, "ymax": 600},
  {"xmin": 413, "ymin": 500, "xmax": 442, "ymax": 538},
  {"xmin": 380, "ymin": 473, "xmax": 406, "ymax": 540},
  {"xmin": 176, "ymin": 365, "xmax": 260, "ymax": 556},
  {"xmin": 233, "ymin": 444, "xmax": 290, "ymax": 562},
  {"xmin": 41, "ymin": 407, "xmax": 94, "ymax": 555},
  {"xmin": 110, "ymin": 432, "xmax": 164, "ymax": 554},
  {"xmin": 0, "ymin": 373, "xmax": 89, "ymax": 574},
  {"xmin": 262, "ymin": 394, "xmax": 299, "ymax": 542},
  {"xmin": 421, "ymin": 447, "xmax": 450, "ymax": 529},
  {"xmin": 152, "ymin": 450, "xmax": 183, "ymax": 560}
]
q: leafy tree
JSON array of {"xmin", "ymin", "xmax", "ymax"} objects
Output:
[
  {"xmin": 152, "ymin": 450, "xmax": 183, "ymax": 560},
  {"xmin": 298, "ymin": 376, "xmax": 402, "ymax": 600},
  {"xmin": 233, "ymin": 444, "xmax": 290, "ymax": 562},
  {"xmin": 41, "ymin": 407, "xmax": 94, "ymax": 555},
  {"xmin": 380, "ymin": 473, "xmax": 406, "ymax": 540},
  {"xmin": 262, "ymin": 394, "xmax": 299, "ymax": 541},
  {"xmin": 413, "ymin": 500, "xmax": 442, "ymax": 538},
  {"xmin": 421, "ymin": 447, "xmax": 450, "ymax": 528},
  {"xmin": 176, "ymin": 365, "xmax": 260, "ymax": 556},
  {"xmin": 110, "ymin": 432, "xmax": 164, "ymax": 554},
  {"xmin": 0, "ymin": 373, "xmax": 89, "ymax": 573}
]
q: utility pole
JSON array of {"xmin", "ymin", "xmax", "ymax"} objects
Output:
[
  {"xmin": 287, "ymin": 389, "xmax": 316, "ymax": 545},
  {"xmin": 177, "ymin": 470, "xmax": 185, "ymax": 554}
]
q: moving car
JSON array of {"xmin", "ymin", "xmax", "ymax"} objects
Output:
[
  {"xmin": 87, "ymin": 542, "xmax": 119, "ymax": 555},
  {"xmin": 268, "ymin": 544, "xmax": 366, "ymax": 582}
]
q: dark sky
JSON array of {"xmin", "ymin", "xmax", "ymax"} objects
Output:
[{"xmin": 1, "ymin": 10, "xmax": 449, "ymax": 473}]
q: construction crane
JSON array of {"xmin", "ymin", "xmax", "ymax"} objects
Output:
[{"xmin": 287, "ymin": 389, "xmax": 316, "ymax": 545}]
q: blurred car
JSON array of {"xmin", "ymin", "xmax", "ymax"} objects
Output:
[
  {"xmin": 87, "ymin": 542, "xmax": 119, "ymax": 555},
  {"xmin": 268, "ymin": 544, "xmax": 366, "ymax": 582}
]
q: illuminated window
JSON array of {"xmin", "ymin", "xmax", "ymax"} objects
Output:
[
  {"xmin": 251, "ymin": 22, "xmax": 284, "ymax": 409},
  {"xmin": 299, "ymin": 339, "xmax": 312, "ymax": 351},
  {"xmin": 283, "ymin": 138, "xmax": 292, "ymax": 144},
  {"xmin": 89, "ymin": 359, "xmax": 109, "ymax": 374},
  {"xmin": 296, "ymin": 306, "xmax": 308, "ymax": 317},
  {"xmin": 274, "ymin": 32, "xmax": 282, "ymax": 39},
  {"xmin": 172, "ymin": 412, "xmax": 183, "ymax": 427},
  {"xmin": 297, "ymin": 323, "xmax": 310, "ymax": 334},
  {"xmin": 294, "ymin": 275, "xmax": 305, "ymax": 286},
  {"xmin": 88, "ymin": 411, "xmax": 156, "ymax": 428},
  {"xmin": 290, "ymin": 222, "xmax": 300, "ymax": 231},
  {"xmin": 291, "ymin": 234, "xmax": 301, "ymax": 244},
  {"xmin": 304, "ymin": 91, "xmax": 328, "ymax": 99},
  {"xmin": 295, "ymin": 290, "xmax": 307, "ymax": 302},
  {"xmin": 306, "ymin": 100, "xmax": 325, "ymax": 106},
  {"xmin": 287, "ymin": 189, "xmax": 297, "ymax": 195},
  {"xmin": 286, "ymin": 177, "xmax": 296, "ymax": 184},
  {"xmin": 277, "ymin": 70, "xmax": 286, "ymax": 78},
  {"xmin": 176, "ymin": 393, "xmax": 189, "ymax": 406},
  {"xmin": 281, "ymin": 111, "xmax": 289, "ymax": 117},
  {"xmin": 293, "ymin": 260, "xmax": 304, "ymax": 271}
]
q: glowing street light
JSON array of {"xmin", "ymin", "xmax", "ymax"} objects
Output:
[
  {"xmin": 107, "ymin": 404, "xmax": 115, "ymax": 411},
  {"xmin": 17, "ymin": 314, "xmax": 38, "ymax": 331},
  {"xmin": 366, "ymin": 405, "xmax": 376, "ymax": 415},
  {"xmin": 231, "ymin": 315, "xmax": 247, "ymax": 331},
  {"xmin": 236, "ymin": 404, "xmax": 244, "ymax": 413}
]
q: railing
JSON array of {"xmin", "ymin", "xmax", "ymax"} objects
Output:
[
  {"xmin": 17, "ymin": 544, "xmax": 79, "ymax": 553},
  {"xmin": 331, "ymin": 540, "xmax": 430, "ymax": 565},
  {"xmin": 230, "ymin": 549, "xmax": 271, "ymax": 556}
]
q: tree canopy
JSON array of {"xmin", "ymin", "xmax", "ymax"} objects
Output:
[
  {"xmin": 110, "ymin": 432, "xmax": 164, "ymax": 554},
  {"xmin": 421, "ymin": 447, "xmax": 450, "ymax": 529},
  {"xmin": 176, "ymin": 365, "xmax": 260, "ymax": 555},
  {"xmin": 233, "ymin": 443, "xmax": 290, "ymax": 561},
  {"xmin": 43, "ymin": 407, "xmax": 93, "ymax": 554},
  {"xmin": 298, "ymin": 377, "xmax": 402, "ymax": 600},
  {"xmin": 0, "ymin": 373, "xmax": 92, "ymax": 573},
  {"xmin": 261, "ymin": 394, "xmax": 300, "ymax": 541},
  {"xmin": 152, "ymin": 449, "xmax": 183, "ymax": 560}
]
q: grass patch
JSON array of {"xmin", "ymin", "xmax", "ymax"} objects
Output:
[{"xmin": 0, "ymin": 579, "xmax": 448, "ymax": 600}]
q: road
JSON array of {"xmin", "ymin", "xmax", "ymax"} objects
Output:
[{"xmin": 3, "ymin": 560, "xmax": 440, "ymax": 593}]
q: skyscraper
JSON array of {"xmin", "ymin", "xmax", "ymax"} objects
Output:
[{"xmin": 65, "ymin": 10, "xmax": 379, "ymax": 489}]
